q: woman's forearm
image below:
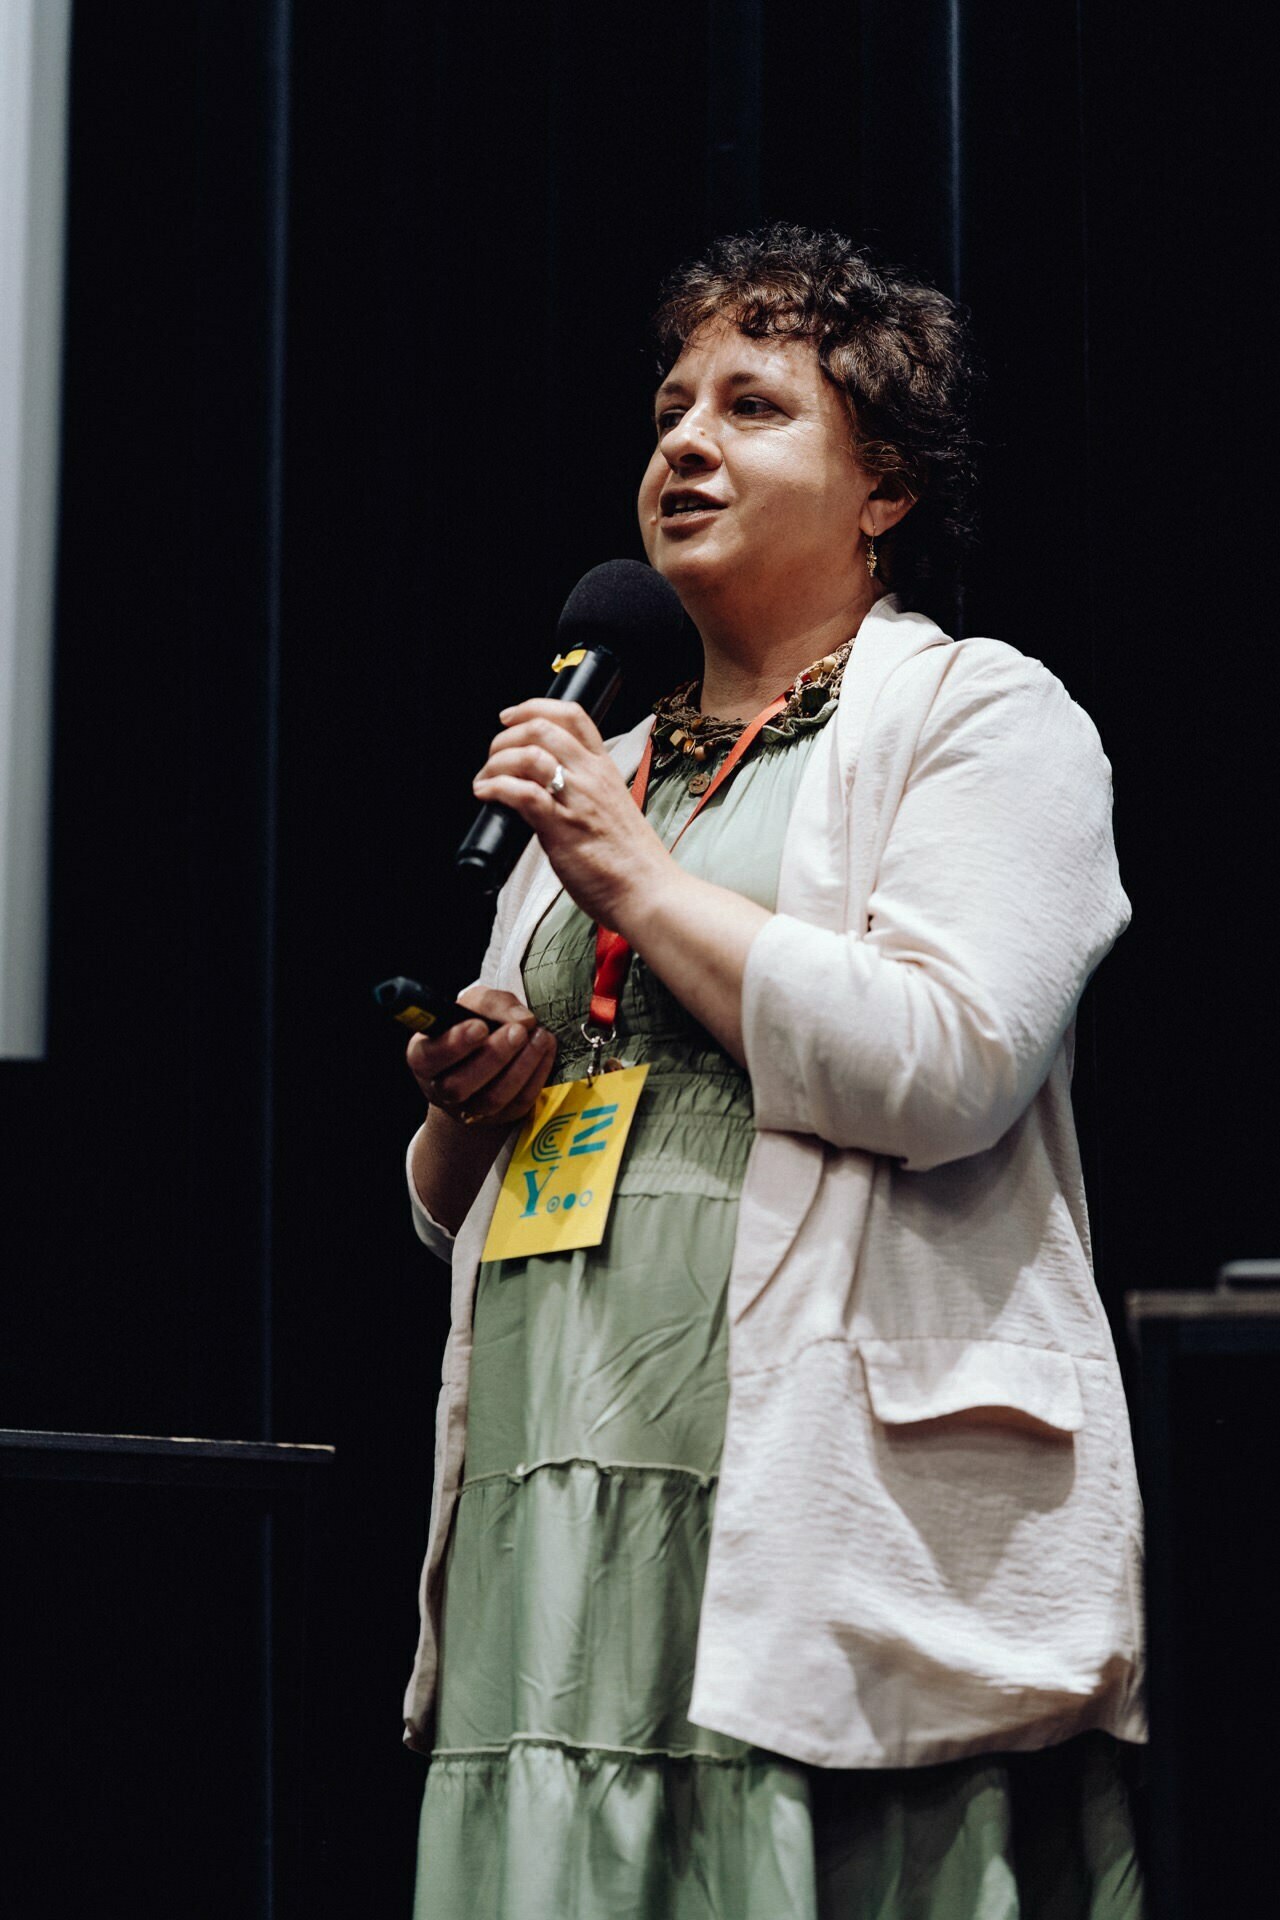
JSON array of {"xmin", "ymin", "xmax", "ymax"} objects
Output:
[
  {"xmin": 467, "ymin": 704, "xmax": 771, "ymax": 1066},
  {"xmin": 613, "ymin": 865, "xmax": 771, "ymax": 1066},
  {"xmin": 411, "ymin": 1105, "xmax": 511, "ymax": 1237}
]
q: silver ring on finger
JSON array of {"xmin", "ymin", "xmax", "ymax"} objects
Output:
[{"xmin": 546, "ymin": 761, "xmax": 568, "ymax": 801}]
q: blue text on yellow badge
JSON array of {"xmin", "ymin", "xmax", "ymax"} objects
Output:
[
  {"xmin": 481, "ymin": 1065, "xmax": 650, "ymax": 1261},
  {"xmin": 521, "ymin": 1104, "xmax": 617, "ymax": 1216}
]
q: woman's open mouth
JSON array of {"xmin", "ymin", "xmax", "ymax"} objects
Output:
[{"xmin": 660, "ymin": 492, "xmax": 726, "ymax": 533}]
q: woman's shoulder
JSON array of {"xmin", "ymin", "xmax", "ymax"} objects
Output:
[
  {"xmin": 855, "ymin": 615, "xmax": 1111, "ymax": 788},
  {"xmin": 949, "ymin": 638, "xmax": 1107, "ymax": 762},
  {"xmin": 882, "ymin": 621, "xmax": 1101, "ymax": 740},
  {"xmin": 949, "ymin": 632, "xmax": 1078, "ymax": 698}
]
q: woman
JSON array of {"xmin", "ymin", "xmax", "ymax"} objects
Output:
[{"xmin": 402, "ymin": 226, "xmax": 1145, "ymax": 1917}]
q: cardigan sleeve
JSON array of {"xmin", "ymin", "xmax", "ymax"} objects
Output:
[
  {"xmin": 405, "ymin": 875, "xmax": 513, "ymax": 1257},
  {"xmin": 741, "ymin": 643, "xmax": 1130, "ymax": 1171}
]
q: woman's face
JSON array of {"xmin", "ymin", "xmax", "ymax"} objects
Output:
[{"xmin": 637, "ymin": 317, "xmax": 878, "ymax": 615}]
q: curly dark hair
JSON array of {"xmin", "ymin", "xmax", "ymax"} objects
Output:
[{"xmin": 651, "ymin": 224, "xmax": 979, "ymax": 611}]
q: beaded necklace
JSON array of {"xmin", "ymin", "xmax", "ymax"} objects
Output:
[{"xmin": 649, "ymin": 638, "xmax": 853, "ymax": 788}]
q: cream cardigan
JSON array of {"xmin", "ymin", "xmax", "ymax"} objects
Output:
[{"xmin": 402, "ymin": 596, "xmax": 1147, "ymax": 1767}]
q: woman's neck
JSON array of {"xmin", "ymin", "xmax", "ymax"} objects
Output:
[{"xmin": 695, "ymin": 592, "xmax": 882, "ymax": 720}]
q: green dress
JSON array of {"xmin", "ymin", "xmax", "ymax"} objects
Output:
[{"xmin": 413, "ymin": 698, "xmax": 1144, "ymax": 1920}]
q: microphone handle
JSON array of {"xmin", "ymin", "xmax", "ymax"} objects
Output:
[{"xmin": 454, "ymin": 645, "xmax": 622, "ymax": 892}]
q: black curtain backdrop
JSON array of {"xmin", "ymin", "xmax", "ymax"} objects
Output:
[{"xmin": 3, "ymin": 3, "xmax": 1275, "ymax": 1913}]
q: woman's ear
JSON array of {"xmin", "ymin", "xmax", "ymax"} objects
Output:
[{"xmin": 859, "ymin": 473, "xmax": 916, "ymax": 538}]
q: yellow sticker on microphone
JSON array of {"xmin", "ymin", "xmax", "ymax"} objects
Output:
[{"xmin": 481, "ymin": 1064, "xmax": 649, "ymax": 1262}]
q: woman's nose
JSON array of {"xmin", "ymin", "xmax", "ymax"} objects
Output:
[{"xmin": 663, "ymin": 408, "xmax": 720, "ymax": 471}]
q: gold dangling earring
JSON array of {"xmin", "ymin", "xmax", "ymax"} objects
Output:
[{"xmin": 866, "ymin": 533, "xmax": 878, "ymax": 579}]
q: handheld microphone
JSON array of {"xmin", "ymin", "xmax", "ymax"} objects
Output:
[{"xmin": 454, "ymin": 559, "xmax": 685, "ymax": 893}]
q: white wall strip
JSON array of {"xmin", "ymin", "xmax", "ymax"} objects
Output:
[{"xmin": 0, "ymin": 0, "xmax": 71, "ymax": 1058}]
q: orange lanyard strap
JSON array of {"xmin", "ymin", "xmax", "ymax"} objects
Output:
[{"xmin": 588, "ymin": 692, "xmax": 789, "ymax": 1033}]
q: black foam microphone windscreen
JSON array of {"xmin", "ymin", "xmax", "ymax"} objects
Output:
[{"xmin": 454, "ymin": 560, "xmax": 685, "ymax": 893}]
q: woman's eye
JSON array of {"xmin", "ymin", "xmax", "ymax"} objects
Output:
[{"xmin": 655, "ymin": 396, "xmax": 775, "ymax": 435}]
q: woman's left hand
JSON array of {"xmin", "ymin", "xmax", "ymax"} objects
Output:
[{"xmin": 472, "ymin": 700, "xmax": 669, "ymax": 929}]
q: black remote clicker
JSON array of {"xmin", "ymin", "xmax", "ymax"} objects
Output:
[{"xmin": 372, "ymin": 976, "xmax": 500, "ymax": 1039}]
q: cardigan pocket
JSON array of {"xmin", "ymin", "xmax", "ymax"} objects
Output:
[{"xmin": 858, "ymin": 1337, "xmax": 1084, "ymax": 1436}]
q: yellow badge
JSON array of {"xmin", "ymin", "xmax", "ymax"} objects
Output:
[{"xmin": 481, "ymin": 1064, "xmax": 649, "ymax": 1261}]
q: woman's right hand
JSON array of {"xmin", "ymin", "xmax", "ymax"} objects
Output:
[{"xmin": 406, "ymin": 987, "xmax": 558, "ymax": 1129}]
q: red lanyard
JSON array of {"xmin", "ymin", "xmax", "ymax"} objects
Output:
[{"xmin": 588, "ymin": 692, "xmax": 789, "ymax": 1034}]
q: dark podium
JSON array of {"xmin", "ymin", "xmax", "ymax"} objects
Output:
[
  {"xmin": 1127, "ymin": 1273, "xmax": 1280, "ymax": 1920},
  {"xmin": 1, "ymin": 1427, "xmax": 333, "ymax": 1920}
]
